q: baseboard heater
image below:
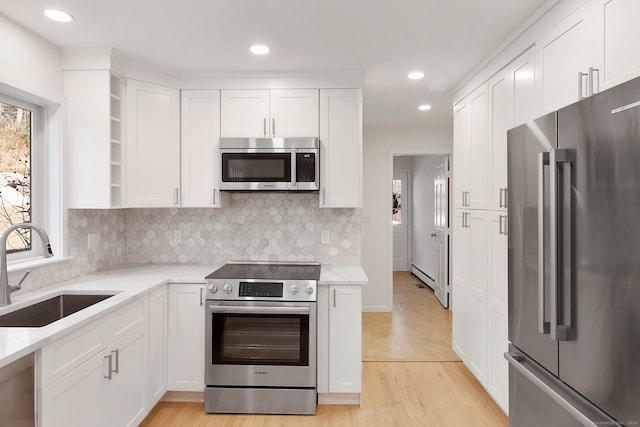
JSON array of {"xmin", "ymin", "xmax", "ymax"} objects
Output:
[{"xmin": 410, "ymin": 264, "xmax": 436, "ymax": 291}]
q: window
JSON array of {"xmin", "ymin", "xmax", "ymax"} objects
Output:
[
  {"xmin": 0, "ymin": 94, "xmax": 40, "ymax": 258},
  {"xmin": 392, "ymin": 179, "xmax": 402, "ymax": 224}
]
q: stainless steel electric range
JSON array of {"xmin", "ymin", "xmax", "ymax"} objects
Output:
[{"xmin": 204, "ymin": 261, "xmax": 320, "ymax": 415}]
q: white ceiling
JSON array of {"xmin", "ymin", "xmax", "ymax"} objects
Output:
[{"xmin": 0, "ymin": 0, "xmax": 548, "ymax": 127}]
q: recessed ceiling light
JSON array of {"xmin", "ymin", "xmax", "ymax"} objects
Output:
[
  {"xmin": 418, "ymin": 104, "xmax": 432, "ymax": 111},
  {"xmin": 44, "ymin": 9, "xmax": 74, "ymax": 22},
  {"xmin": 250, "ymin": 45, "xmax": 270, "ymax": 55},
  {"xmin": 408, "ymin": 71, "xmax": 424, "ymax": 80}
]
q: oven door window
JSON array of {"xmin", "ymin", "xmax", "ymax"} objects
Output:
[
  {"xmin": 222, "ymin": 153, "xmax": 291, "ymax": 182},
  {"xmin": 212, "ymin": 313, "xmax": 309, "ymax": 366}
]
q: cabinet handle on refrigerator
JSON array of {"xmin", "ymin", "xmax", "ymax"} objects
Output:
[
  {"xmin": 538, "ymin": 152, "xmax": 551, "ymax": 334},
  {"xmin": 578, "ymin": 71, "xmax": 589, "ymax": 100},
  {"xmin": 589, "ymin": 67, "xmax": 600, "ymax": 96},
  {"xmin": 272, "ymin": 118, "xmax": 276, "ymax": 136},
  {"xmin": 263, "ymin": 118, "xmax": 267, "ymax": 137},
  {"xmin": 550, "ymin": 149, "xmax": 572, "ymax": 341},
  {"xmin": 104, "ymin": 354, "xmax": 114, "ymax": 380}
]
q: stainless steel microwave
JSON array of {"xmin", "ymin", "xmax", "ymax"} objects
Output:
[{"xmin": 219, "ymin": 137, "xmax": 319, "ymax": 191}]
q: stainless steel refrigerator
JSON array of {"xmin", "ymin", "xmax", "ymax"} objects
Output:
[{"xmin": 506, "ymin": 76, "xmax": 640, "ymax": 426}]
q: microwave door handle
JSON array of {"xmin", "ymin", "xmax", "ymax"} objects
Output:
[{"xmin": 291, "ymin": 149, "xmax": 297, "ymax": 189}]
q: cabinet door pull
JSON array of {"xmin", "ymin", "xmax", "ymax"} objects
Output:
[
  {"xmin": 272, "ymin": 118, "xmax": 276, "ymax": 136},
  {"xmin": 332, "ymin": 289, "xmax": 337, "ymax": 308},
  {"xmin": 578, "ymin": 71, "xmax": 589, "ymax": 100},
  {"xmin": 112, "ymin": 349, "xmax": 120, "ymax": 374},
  {"xmin": 173, "ymin": 188, "xmax": 179, "ymax": 205},
  {"xmin": 322, "ymin": 188, "xmax": 326, "ymax": 205},
  {"xmin": 104, "ymin": 354, "xmax": 114, "ymax": 380},
  {"xmin": 589, "ymin": 67, "xmax": 600, "ymax": 96},
  {"xmin": 213, "ymin": 188, "xmax": 217, "ymax": 205},
  {"xmin": 263, "ymin": 118, "xmax": 267, "ymax": 137},
  {"xmin": 200, "ymin": 287, "xmax": 204, "ymax": 306}
]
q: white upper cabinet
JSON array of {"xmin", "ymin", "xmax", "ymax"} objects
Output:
[
  {"xmin": 453, "ymin": 100, "xmax": 471, "ymax": 209},
  {"xmin": 488, "ymin": 47, "xmax": 536, "ymax": 211},
  {"xmin": 181, "ymin": 90, "xmax": 229, "ymax": 208},
  {"xmin": 65, "ymin": 71, "xmax": 123, "ymax": 208},
  {"xmin": 593, "ymin": 0, "xmax": 640, "ymax": 91},
  {"xmin": 511, "ymin": 48, "xmax": 537, "ymax": 128},
  {"xmin": 488, "ymin": 69, "xmax": 512, "ymax": 212},
  {"xmin": 221, "ymin": 89, "xmax": 319, "ymax": 138},
  {"xmin": 270, "ymin": 89, "xmax": 319, "ymax": 137},
  {"xmin": 537, "ymin": 1, "xmax": 594, "ymax": 113},
  {"xmin": 319, "ymin": 89, "xmax": 362, "ymax": 208},
  {"xmin": 453, "ymin": 83, "xmax": 488, "ymax": 210},
  {"xmin": 126, "ymin": 79, "xmax": 181, "ymax": 207},
  {"xmin": 220, "ymin": 90, "xmax": 270, "ymax": 137}
]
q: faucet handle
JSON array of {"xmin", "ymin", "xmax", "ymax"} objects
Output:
[{"xmin": 10, "ymin": 270, "xmax": 31, "ymax": 292}]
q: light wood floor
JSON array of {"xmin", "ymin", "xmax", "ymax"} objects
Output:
[
  {"xmin": 363, "ymin": 272, "xmax": 460, "ymax": 362},
  {"xmin": 141, "ymin": 272, "xmax": 507, "ymax": 427}
]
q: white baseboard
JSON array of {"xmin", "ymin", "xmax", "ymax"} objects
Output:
[
  {"xmin": 410, "ymin": 264, "xmax": 436, "ymax": 290},
  {"xmin": 161, "ymin": 391, "xmax": 204, "ymax": 402},
  {"xmin": 318, "ymin": 393, "xmax": 361, "ymax": 405}
]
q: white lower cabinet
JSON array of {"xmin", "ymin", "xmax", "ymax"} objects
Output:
[
  {"xmin": 317, "ymin": 285, "xmax": 362, "ymax": 404},
  {"xmin": 167, "ymin": 283, "xmax": 205, "ymax": 391},
  {"xmin": 40, "ymin": 351, "xmax": 103, "ymax": 427},
  {"xmin": 487, "ymin": 211, "xmax": 509, "ymax": 413},
  {"xmin": 452, "ymin": 210, "xmax": 489, "ymax": 386},
  {"xmin": 39, "ymin": 299, "xmax": 150, "ymax": 427},
  {"xmin": 102, "ymin": 324, "xmax": 148, "ymax": 427},
  {"xmin": 148, "ymin": 286, "xmax": 168, "ymax": 407}
]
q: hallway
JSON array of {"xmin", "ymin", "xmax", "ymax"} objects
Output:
[{"xmin": 140, "ymin": 272, "xmax": 508, "ymax": 426}]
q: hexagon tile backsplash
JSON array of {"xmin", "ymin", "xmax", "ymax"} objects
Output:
[
  {"xmin": 126, "ymin": 193, "xmax": 361, "ymax": 265},
  {"xmin": 10, "ymin": 194, "xmax": 361, "ymax": 294}
]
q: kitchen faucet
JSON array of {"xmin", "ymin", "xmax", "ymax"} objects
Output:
[{"xmin": 0, "ymin": 222, "xmax": 54, "ymax": 307}]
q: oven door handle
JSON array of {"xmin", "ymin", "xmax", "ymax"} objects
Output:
[{"xmin": 208, "ymin": 305, "xmax": 310, "ymax": 315}]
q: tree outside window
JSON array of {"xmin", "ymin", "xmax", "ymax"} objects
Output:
[
  {"xmin": 0, "ymin": 100, "xmax": 32, "ymax": 252},
  {"xmin": 392, "ymin": 179, "xmax": 401, "ymax": 224}
]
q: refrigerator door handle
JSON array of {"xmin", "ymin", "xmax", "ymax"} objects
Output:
[
  {"xmin": 538, "ymin": 152, "xmax": 551, "ymax": 334},
  {"xmin": 550, "ymin": 148, "xmax": 573, "ymax": 341},
  {"xmin": 505, "ymin": 352, "xmax": 616, "ymax": 427}
]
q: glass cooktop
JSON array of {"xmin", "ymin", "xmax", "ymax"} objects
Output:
[{"xmin": 206, "ymin": 261, "xmax": 321, "ymax": 281}]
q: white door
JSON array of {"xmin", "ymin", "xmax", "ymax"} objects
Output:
[
  {"xmin": 392, "ymin": 170, "xmax": 409, "ymax": 271},
  {"xmin": 433, "ymin": 159, "xmax": 449, "ymax": 308}
]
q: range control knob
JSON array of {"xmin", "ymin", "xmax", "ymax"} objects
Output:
[
  {"xmin": 222, "ymin": 283, "xmax": 233, "ymax": 294},
  {"xmin": 305, "ymin": 286, "xmax": 314, "ymax": 296},
  {"xmin": 290, "ymin": 285, "xmax": 299, "ymax": 295},
  {"xmin": 207, "ymin": 283, "xmax": 218, "ymax": 294}
]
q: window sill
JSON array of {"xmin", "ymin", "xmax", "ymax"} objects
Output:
[{"xmin": 7, "ymin": 256, "xmax": 73, "ymax": 274}]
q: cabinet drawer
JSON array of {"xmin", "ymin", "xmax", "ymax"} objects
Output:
[
  {"xmin": 102, "ymin": 298, "xmax": 148, "ymax": 344},
  {"xmin": 40, "ymin": 322, "xmax": 103, "ymax": 389}
]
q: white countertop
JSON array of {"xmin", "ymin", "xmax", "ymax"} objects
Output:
[{"xmin": 0, "ymin": 263, "xmax": 367, "ymax": 369}]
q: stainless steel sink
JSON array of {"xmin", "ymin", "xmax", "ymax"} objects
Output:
[{"xmin": 0, "ymin": 293, "xmax": 116, "ymax": 327}]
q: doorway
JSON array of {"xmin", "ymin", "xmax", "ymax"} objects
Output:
[{"xmin": 391, "ymin": 155, "xmax": 450, "ymax": 308}]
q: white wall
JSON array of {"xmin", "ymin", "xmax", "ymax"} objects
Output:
[
  {"xmin": 362, "ymin": 125, "xmax": 452, "ymax": 311},
  {"xmin": 410, "ymin": 156, "xmax": 445, "ymax": 280},
  {"xmin": 0, "ymin": 13, "xmax": 63, "ymax": 103}
]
